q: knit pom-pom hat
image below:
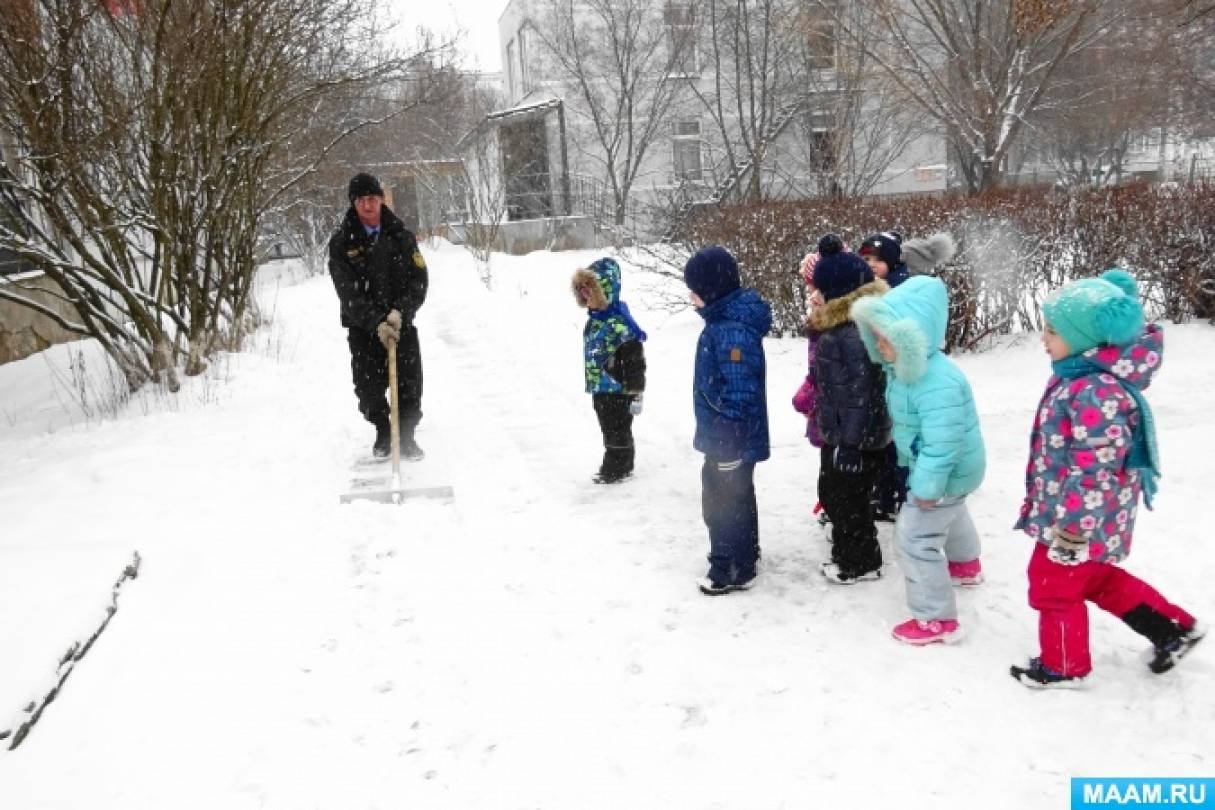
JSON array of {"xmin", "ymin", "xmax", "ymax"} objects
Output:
[
  {"xmin": 812, "ymin": 233, "xmax": 873, "ymax": 302},
  {"xmin": 1042, "ymin": 268, "xmax": 1144, "ymax": 354}
]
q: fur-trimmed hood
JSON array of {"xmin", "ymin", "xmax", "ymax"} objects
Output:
[
  {"xmin": 571, "ymin": 257, "xmax": 621, "ymax": 310},
  {"xmin": 851, "ymin": 275, "xmax": 948, "ymax": 384},
  {"xmin": 807, "ymin": 279, "xmax": 889, "ymax": 333}
]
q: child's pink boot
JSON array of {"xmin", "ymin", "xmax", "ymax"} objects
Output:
[
  {"xmin": 892, "ymin": 618, "xmax": 963, "ymax": 645},
  {"xmin": 948, "ymin": 558, "xmax": 983, "ymax": 587}
]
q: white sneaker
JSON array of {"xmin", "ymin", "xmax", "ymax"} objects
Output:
[{"xmin": 697, "ymin": 575, "xmax": 758, "ymax": 595}]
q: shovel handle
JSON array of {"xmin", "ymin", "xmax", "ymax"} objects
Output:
[{"xmin": 387, "ymin": 336, "xmax": 400, "ymax": 482}]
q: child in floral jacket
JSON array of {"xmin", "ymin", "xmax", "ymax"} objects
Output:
[
  {"xmin": 572, "ymin": 258, "xmax": 647, "ymax": 484},
  {"xmin": 1009, "ymin": 269, "xmax": 1204, "ymax": 688}
]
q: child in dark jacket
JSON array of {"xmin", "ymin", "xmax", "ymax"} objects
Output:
[
  {"xmin": 683, "ymin": 246, "xmax": 772, "ymax": 595},
  {"xmin": 858, "ymin": 231, "xmax": 957, "ymax": 522},
  {"xmin": 572, "ymin": 258, "xmax": 647, "ymax": 484},
  {"xmin": 1008, "ymin": 269, "xmax": 1204, "ymax": 688},
  {"xmin": 809, "ymin": 234, "xmax": 892, "ymax": 584}
]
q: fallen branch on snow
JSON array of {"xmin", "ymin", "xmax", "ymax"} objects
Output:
[{"xmin": 2, "ymin": 551, "xmax": 142, "ymax": 750}]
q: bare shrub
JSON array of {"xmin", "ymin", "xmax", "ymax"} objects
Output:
[{"xmin": 677, "ymin": 181, "xmax": 1215, "ymax": 345}]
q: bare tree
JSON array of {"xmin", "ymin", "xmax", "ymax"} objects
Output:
[
  {"xmin": 818, "ymin": 0, "xmax": 1110, "ymax": 193},
  {"xmin": 1024, "ymin": 1, "xmax": 1190, "ymax": 186},
  {"xmin": 692, "ymin": 0, "xmax": 809, "ymax": 202},
  {"xmin": 782, "ymin": 1, "xmax": 926, "ymax": 198},
  {"xmin": 0, "ymin": 0, "xmax": 446, "ymax": 389},
  {"xmin": 525, "ymin": 0, "xmax": 696, "ymax": 227}
]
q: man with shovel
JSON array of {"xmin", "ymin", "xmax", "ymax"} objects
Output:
[{"xmin": 329, "ymin": 172, "xmax": 429, "ymax": 460}]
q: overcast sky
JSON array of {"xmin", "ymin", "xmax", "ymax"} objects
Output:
[{"xmin": 387, "ymin": 0, "xmax": 507, "ymax": 72}]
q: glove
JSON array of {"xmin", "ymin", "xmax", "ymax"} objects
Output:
[
  {"xmin": 833, "ymin": 446, "xmax": 863, "ymax": 474},
  {"xmin": 629, "ymin": 393, "xmax": 643, "ymax": 415},
  {"xmin": 386, "ymin": 309, "xmax": 402, "ymax": 330},
  {"xmin": 1048, "ymin": 527, "xmax": 1089, "ymax": 566},
  {"xmin": 376, "ymin": 319, "xmax": 400, "ymax": 349}
]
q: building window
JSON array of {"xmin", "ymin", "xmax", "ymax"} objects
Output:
[
  {"xmin": 806, "ymin": 129, "xmax": 835, "ymax": 173},
  {"xmin": 914, "ymin": 165, "xmax": 945, "ymax": 183},
  {"xmin": 664, "ymin": 4, "xmax": 698, "ymax": 75},
  {"xmin": 518, "ymin": 28, "xmax": 532, "ymax": 93},
  {"xmin": 802, "ymin": 108, "xmax": 836, "ymax": 173},
  {"xmin": 803, "ymin": 1, "xmax": 837, "ymax": 71},
  {"xmin": 506, "ymin": 40, "xmax": 517, "ymax": 99},
  {"xmin": 672, "ymin": 119, "xmax": 703, "ymax": 182}
]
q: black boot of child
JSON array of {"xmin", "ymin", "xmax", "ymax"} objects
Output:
[
  {"xmin": 593, "ymin": 446, "xmax": 634, "ymax": 484},
  {"xmin": 1122, "ymin": 605, "xmax": 1207, "ymax": 674}
]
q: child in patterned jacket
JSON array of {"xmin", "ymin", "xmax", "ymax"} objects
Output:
[
  {"xmin": 1009, "ymin": 269, "xmax": 1204, "ymax": 688},
  {"xmin": 572, "ymin": 258, "xmax": 647, "ymax": 484}
]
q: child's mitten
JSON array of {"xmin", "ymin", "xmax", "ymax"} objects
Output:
[{"xmin": 1048, "ymin": 527, "xmax": 1089, "ymax": 566}]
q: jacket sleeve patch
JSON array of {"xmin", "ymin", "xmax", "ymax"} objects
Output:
[{"xmin": 729, "ymin": 347, "xmax": 742, "ymax": 363}]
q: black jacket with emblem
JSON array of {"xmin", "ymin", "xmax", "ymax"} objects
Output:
[
  {"xmin": 809, "ymin": 279, "xmax": 892, "ymax": 451},
  {"xmin": 328, "ymin": 204, "xmax": 429, "ymax": 332}
]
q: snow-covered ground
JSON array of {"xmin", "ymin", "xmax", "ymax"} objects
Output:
[{"xmin": 1, "ymin": 241, "xmax": 1211, "ymax": 808}]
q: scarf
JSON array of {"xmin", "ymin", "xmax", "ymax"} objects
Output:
[{"xmin": 1052, "ymin": 354, "xmax": 1160, "ymax": 508}]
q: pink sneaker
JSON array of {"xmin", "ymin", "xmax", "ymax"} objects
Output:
[
  {"xmin": 948, "ymin": 559, "xmax": 983, "ymax": 587},
  {"xmin": 892, "ymin": 618, "xmax": 963, "ymax": 645}
]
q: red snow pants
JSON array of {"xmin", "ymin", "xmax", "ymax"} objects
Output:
[{"xmin": 1027, "ymin": 543, "xmax": 1194, "ymax": 676}]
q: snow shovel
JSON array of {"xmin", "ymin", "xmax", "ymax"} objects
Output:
[{"xmin": 340, "ymin": 336, "xmax": 454, "ymax": 504}]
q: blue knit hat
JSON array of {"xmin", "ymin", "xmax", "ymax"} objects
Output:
[
  {"xmin": 1042, "ymin": 268, "xmax": 1144, "ymax": 355},
  {"xmin": 812, "ymin": 233, "xmax": 874, "ymax": 301},
  {"xmin": 684, "ymin": 246, "xmax": 741, "ymax": 305}
]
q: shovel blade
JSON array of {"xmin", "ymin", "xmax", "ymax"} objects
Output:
[{"xmin": 339, "ymin": 485, "xmax": 454, "ymax": 504}]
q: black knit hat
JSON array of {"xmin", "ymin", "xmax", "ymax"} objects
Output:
[
  {"xmin": 859, "ymin": 231, "xmax": 902, "ymax": 269},
  {"xmin": 347, "ymin": 172, "xmax": 384, "ymax": 202}
]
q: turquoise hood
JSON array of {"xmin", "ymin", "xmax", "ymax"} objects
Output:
[
  {"xmin": 849, "ymin": 275, "xmax": 985, "ymax": 500},
  {"xmin": 850, "ymin": 275, "xmax": 947, "ymax": 383}
]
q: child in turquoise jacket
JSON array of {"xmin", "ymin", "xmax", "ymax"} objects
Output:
[{"xmin": 851, "ymin": 275, "xmax": 987, "ymax": 645}]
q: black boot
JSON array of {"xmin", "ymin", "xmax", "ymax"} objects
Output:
[
  {"xmin": 1123, "ymin": 604, "xmax": 1206, "ymax": 673},
  {"xmin": 401, "ymin": 433, "xmax": 425, "ymax": 461},
  {"xmin": 593, "ymin": 446, "xmax": 634, "ymax": 484},
  {"xmin": 1122, "ymin": 604, "xmax": 1184, "ymax": 648},
  {"xmin": 372, "ymin": 420, "xmax": 391, "ymax": 458}
]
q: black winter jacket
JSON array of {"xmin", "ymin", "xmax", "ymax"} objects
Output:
[
  {"xmin": 810, "ymin": 280, "xmax": 892, "ymax": 451},
  {"xmin": 328, "ymin": 205, "xmax": 429, "ymax": 332}
]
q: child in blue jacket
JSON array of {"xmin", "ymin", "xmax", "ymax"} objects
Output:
[
  {"xmin": 683, "ymin": 246, "xmax": 771, "ymax": 595},
  {"xmin": 572, "ymin": 258, "xmax": 647, "ymax": 484},
  {"xmin": 851, "ymin": 275, "xmax": 987, "ymax": 645}
]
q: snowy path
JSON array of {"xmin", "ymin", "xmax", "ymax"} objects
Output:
[{"xmin": 1, "ymin": 243, "xmax": 1212, "ymax": 808}]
